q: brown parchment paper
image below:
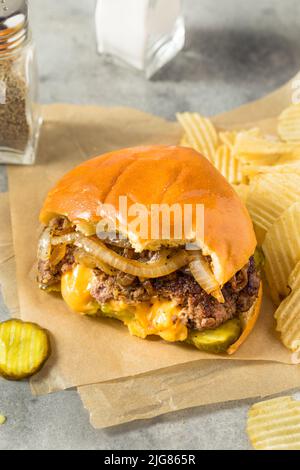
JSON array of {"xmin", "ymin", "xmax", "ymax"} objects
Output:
[
  {"xmin": 0, "ymin": 193, "xmax": 19, "ymax": 317},
  {"xmin": 6, "ymin": 76, "xmax": 298, "ymax": 397},
  {"xmin": 80, "ymin": 361, "xmax": 300, "ymax": 428},
  {"xmin": 1, "ymin": 192, "xmax": 300, "ymax": 429}
]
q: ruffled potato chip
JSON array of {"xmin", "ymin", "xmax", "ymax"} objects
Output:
[
  {"xmin": 219, "ymin": 130, "xmax": 237, "ymax": 150},
  {"xmin": 219, "ymin": 128, "xmax": 261, "ymax": 150},
  {"xmin": 243, "ymin": 161, "xmax": 300, "ymax": 179},
  {"xmin": 214, "ymin": 144, "xmax": 245, "ymax": 184},
  {"xmin": 263, "ymin": 202, "xmax": 300, "ymax": 304},
  {"xmin": 275, "ymin": 260, "xmax": 300, "ymax": 355},
  {"xmin": 278, "ymin": 104, "xmax": 300, "ymax": 143},
  {"xmin": 231, "ymin": 184, "xmax": 250, "ymax": 204},
  {"xmin": 246, "ymin": 173, "xmax": 300, "ymax": 236},
  {"xmin": 176, "ymin": 112, "xmax": 218, "ymax": 162},
  {"xmin": 233, "ymin": 133, "xmax": 300, "ymax": 165},
  {"xmin": 179, "ymin": 133, "xmax": 192, "ymax": 148},
  {"xmin": 247, "ymin": 396, "xmax": 300, "ymax": 450}
]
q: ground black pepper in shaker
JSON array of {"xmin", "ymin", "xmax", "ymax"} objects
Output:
[{"xmin": 0, "ymin": 0, "xmax": 42, "ymax": 164}]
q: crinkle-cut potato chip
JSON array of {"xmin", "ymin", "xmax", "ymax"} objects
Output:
[
  {"xmin": 219, "ymin": 130, "xmax": 237, "ymax": 150},
  {"xmin": 247, "ymin": 396, "xmax": 300, "ymax": 450},
  {"xmin": 176, "ymin": 112, "xmax": 218, "ymax": 162},
  {"xmin": 275, "ymin": 260, "xmax": 300, "ymax": 355},
  {"xmin": 253, "ymin": 225, "xmax": 266, "ymax": 248},
  {"xmin": 288, "ymin": 259, "xmax": 300, "ymax": 289},
  {"xmin": 277, "ymin": 152, "xmax": 300, "ymax": 164},
  {"xmin": 0, "ymin": 415, "xmax": 6, "ymax": 425},
  {"xmin": 233, "ymin": 133, "xmax": 300, "ymax": 165},
  {"xmin": 243, "ymin": 162, "xmax": 300, "ymax": 179},
  {"xmin": 239, "ymin": 127, "xmax": 262, "ymax": 140},
  {"xmin": 214, "ymin": 144, "xmax": 245, "ymax": 184},
  {"xmin": 219, "ymin": 128, "xmax": 261, "ymax": 151},
  {"xmin": 231, "ymin": 184, "xmax": 250, "ymax": 204},
  {"xmin": 246, "ymin": 173, "xmax": 300, "ymax": 236},
  {"xmin": 263, "ymin": 202, "xmax": 300, "ymax": 305},
  {"xmin": 180, "ymin": 133, "xmax": 192, "ymax": 148},
  {"xmin": 278, "ymin": 104, "xmax": 300, "ymax": 143}
]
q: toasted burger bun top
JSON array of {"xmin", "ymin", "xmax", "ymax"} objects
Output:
[{"xmin": 40, "ymin": 145, "xmax": 256, "ymax": 285}]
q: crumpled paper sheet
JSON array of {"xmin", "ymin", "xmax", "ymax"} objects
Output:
[
  {"xmin": 80, "ymin": 360, "xmax": 300, "ymax": 428},
  {"xmin": 1, "ymin": 191, "xmax": 300, "ymax": 429}
]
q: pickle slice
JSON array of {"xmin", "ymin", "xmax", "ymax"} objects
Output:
[
  {"xmin": 0, "ymin": 320, "xmax": 50, "ymax": 381},
  {"xmin": 254, "ymin": 247, "xmax": 265, "ymax": 270},
  {"xmin": 44, "ymin": 283, "xmax": 61, "ymax": 293},
  {"xmin": 187, "ymin": 318, "xmax": 241, "ymax": 354},
  {"xmin": 100, "ymin": 303, "xmax": 134, "ymax": 323}
]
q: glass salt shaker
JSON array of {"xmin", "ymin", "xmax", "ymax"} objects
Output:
[
  {"xmin": 95, "ymin": 0, "xmax": 185, "ymax": 79},
  {"xmin": 0, "ymin": 0, "xmax": 42, "ymax": 165}
]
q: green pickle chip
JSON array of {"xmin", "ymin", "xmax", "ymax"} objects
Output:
[
  {"xmin": 187, "ymin": 318, "xmax": 242, "ymax": 354},
  {"xmin": 100, "ymin": 304, "xmax": 134, "ymax": 323},
  {"xmin": 0, "ymin": 319, "xmax": 50, "ymax": 381},
  {"xmin": 254, "ymin": 247, "xmax": 265, "ymax": 270}
]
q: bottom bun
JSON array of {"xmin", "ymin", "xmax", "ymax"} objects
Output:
[{"xmin": 227, "ymin": 282, "xmax": 263, "ymax": 355}]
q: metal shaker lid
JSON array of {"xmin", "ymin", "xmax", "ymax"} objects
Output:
[{"xmin": 0, "ymin": 0, "xmax": 28, "ymax": 54}]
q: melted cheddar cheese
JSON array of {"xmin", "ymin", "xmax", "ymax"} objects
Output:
[
  {"xmin": 132, "ymin": 301, "xmax": 188, "ymax": 342},
  {"xmin": 61, "ymin": 264, "xmax": 99, "ymax": 315},
  {"xmin": 61, "ymin": 265, "xmax": 188, "ymax": 342}
]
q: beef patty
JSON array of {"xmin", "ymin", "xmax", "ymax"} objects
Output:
[
  {"xmin": 38, "ymin": 217, "xmax": 260, "ymax": 331},
  {"xmin": 38, "ymin": 245, "xmax": 260, "ymax": 332},
  {"xmin": 89, "ymin": 257, "xmax": 260, "ymax": 330}
]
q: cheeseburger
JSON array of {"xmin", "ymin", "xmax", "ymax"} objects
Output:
[{"xmin": 37, "ymin": 146, "xmax": 262, "ymax": 354}]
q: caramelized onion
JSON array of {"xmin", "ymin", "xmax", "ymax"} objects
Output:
[
  {"xmin": 97, "ymin": 232, "xmax": 131, "ymax": 248},
  {"xmin": 75, "ymin": 236, "xmax": 189, "ymax": 278},
  {"xmin": 38, "ymin": 227, "xmax": 52, "ymax": 261},
  {"xmin": 189, "ymin": 252, "xmax": 224, "ymax": 303},
  {"xmin": 74, "ymin": 249, "xmax": 117, "ymax": 276},
  {"xmin": 148, "ymin": 249, "xmax": 172, "ymax": 264},
  {"xmin": 51, "ymin": 233, "xmax": 78, "ymax": 246},
  {"xmin": 50, "ymin": 244, "xmax": 67, "ymax": 266}
]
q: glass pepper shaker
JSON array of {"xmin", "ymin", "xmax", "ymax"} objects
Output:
[{"xmin": 0, "ymin": 0, "xmax": 42, "ymax": 165}]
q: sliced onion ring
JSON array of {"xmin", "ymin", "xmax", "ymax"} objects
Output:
[
  {"xmin": 75, "ymin": 235, "xmax": 189, "ymax": 278},
  {"xmin": 74, "ymin": 249, "xmax": 117, "ymax": 276},
  {"xmin": 189, "ymin": 252, "xmax": 224, "ymax": 303},
  {"xmin": 38, "ymin": 227, "xmax": 52, "ymax": 261},
  {"xmin": 148, "ymin": 249, "xmax": 172, "ymax": 264},
  {"xmin": 97, "ymin": 232, "xmax": 131, "ymax": 248},
  {"xmin": 51, "ymin": 233, "xmax": 78, "ymax": 246},
  {"xmin": 50, "ymin": 244, "xmax": 67, "ymax": 266}
]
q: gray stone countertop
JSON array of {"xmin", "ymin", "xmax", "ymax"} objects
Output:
[{"xmin": 1, "ymin": 0, "xmax": 300, "ymax": 450}]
